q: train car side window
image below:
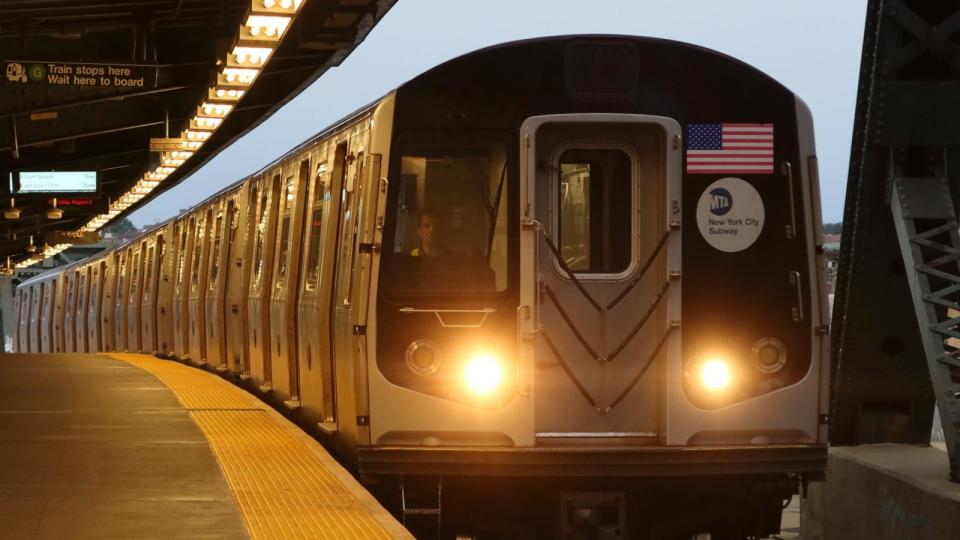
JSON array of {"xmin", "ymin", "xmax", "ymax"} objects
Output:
[
  {"xmin": 304, "ymin": 161, "xmax": 330, "ymax": 291},
  {"xmin": 557, "ymin": 148, "xmax": 633, "ymax": 274}
]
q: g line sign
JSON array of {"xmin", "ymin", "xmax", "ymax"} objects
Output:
[{"xmin": 4, "ymin": 60, "xmax": 157, "ymax": 89}]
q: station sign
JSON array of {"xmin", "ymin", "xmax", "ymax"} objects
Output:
[
  {"xmin": 7, "ymin": 171, "xmax": 99, "ymax": 196},
  {"xmin": 149, "ymin": 137, "xmax": 185, "ymax": 152},
  {"xmin": 4, "ymin": 60, "xmax": 157, "ymax": 89},
  {"xmin": 50, "ymin": 198, "xmax": 109, "ymax": 213},
  {"xmin": 45, "ymin": 230, "xmax": 100, "ymax": 245}
]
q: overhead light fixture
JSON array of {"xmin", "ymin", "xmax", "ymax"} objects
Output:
[
  {"xmin": 4, "ymin": 198, "xmax": 21, "ymax": 220},
  {"xmin": 47, "ymin": 197, "xmax": 63, "ymax": 220},
  {"xmin": 26, "ymin": 235, "xmax": 36, "ymax": 254}
]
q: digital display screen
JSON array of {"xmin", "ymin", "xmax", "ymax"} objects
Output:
[{"xmin": 11, "ymin": 171, "xmax": 98, "ymax": 194}]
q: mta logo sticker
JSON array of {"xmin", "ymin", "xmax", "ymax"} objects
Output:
[
  {"xmin": 696, "ymin": 177, "xmax": 764, "ymax": 253},
  {"xmin": 709, "ymin": 188, "xmax": 732, "ymax": 216}
]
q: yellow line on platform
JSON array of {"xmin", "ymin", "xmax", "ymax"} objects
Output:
[{"xmin": 107, "ymin": 353, "xmax": 410, "ymax": 540}]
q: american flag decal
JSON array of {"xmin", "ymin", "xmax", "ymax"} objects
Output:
[{"xmin": 686, "ymin": 123, "xmax": 774, "ymax": 174}]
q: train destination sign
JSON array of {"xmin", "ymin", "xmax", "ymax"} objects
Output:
[
  {"xmin": 8, "ymin": 171, "xmax": 99, "ymax": 195},
  {"xmin": 4, "ymin": 60, "xmax": 157, "ymax": 89}
]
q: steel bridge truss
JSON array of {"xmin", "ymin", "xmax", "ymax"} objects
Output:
[{"xmin": 833, "ymin": 0, "xmax": 960, "ymax": 481}]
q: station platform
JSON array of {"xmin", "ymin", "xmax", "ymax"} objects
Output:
[
  {"xmin": 0, "ymin": 353, "xmax": 411, "ymax": 539},
  {"xmin": 801, "ymin": 444, "xmax": 960, "ymax": 539}
]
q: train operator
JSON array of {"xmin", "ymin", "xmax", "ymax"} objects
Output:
[{"xmin": 410, "ymin": 209, "xmax": 449, "ymax": 257}]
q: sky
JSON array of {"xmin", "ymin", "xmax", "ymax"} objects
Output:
[{"xmin": 126, "ymin": 0, "xmax": 868, "ymax": 228}]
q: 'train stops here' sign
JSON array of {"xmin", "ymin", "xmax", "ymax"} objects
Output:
[{"xmin": 4, "ymin": 60, "xmax": 157, "ymax": 89}]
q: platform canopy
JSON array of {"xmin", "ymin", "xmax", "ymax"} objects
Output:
[{"xmin": 0, "ymin": 0, "xmax": 395, "ymax": 267}]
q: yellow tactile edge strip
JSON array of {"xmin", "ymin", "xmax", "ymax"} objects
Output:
[{"xmin": 106, "ymin": 353, "xmax": 412, "ymax": 540}]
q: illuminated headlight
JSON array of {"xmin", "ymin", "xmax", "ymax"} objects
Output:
[
  {"xmin": 463, "ymin": 352, "xmax": 504, "ymax": 395},
  {"xmin": 751, "ymin": 337, "xmax": 787, "ymax": 373},
  {"xmin": 699, "ymin": 358, "xmax": 732, "ymax": 391},
  {"xmin": 405, "ymin": 340, "xmax": 440, "ymax": 375}
]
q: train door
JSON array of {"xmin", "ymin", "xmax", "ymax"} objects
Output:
[
  {"xmin": 298, "ymin": 144, "xmax": 344, "ymax": 425},
  {"xmin": 141, "ymin": 239, "xmax": 158, "ymax": 353},
  {"xmin": 63, "ymin": 272, "xmax": 76, "ymax": 352},
  {"xmin": 249, "ymin": 173, "xmax": 282, "ymax": 388},
  {"xmin": 101, "ymin": 254, "xmax": 116, "ymax": 352},
  {"xmin": 226, "ymin": 184, "xmax": 256, "ymax": 374},
  {"xmin": 86, "ymin": 262, "xmax": 101, "ymax": 351},
  {"xmin": 114, "ymin": 250, "xmax": 129, "ymax": 351},
  {"xmin": 76, "ymin": 268, "xmax": 89, "ymax": 353},
  {"xmin": 28, "ymin": 284, "xmax": 41, "ymax": 352},
  {"xmin": 126, "ymin": 243, "xmax": 144, "ymax": 352},
  {"xmin": 331, "ymin": 143, "xmax": 382, "ymax": 446},
  {"xmin": 270, "ymin": 159, "xmax": 310, "ymax": 402},
  {"xmin": 40, "ymin": 279, "xmax": 54, "ymax": 352},
  {"xmin": 205, "ymin": 200, "xmax": 231, "ymax": 369},
  {"xmin": 520, "ymin": 115, "xmax": 681, "ymax": 440},
  {"xmin": 17, "ymin": 288, "xmax": 29, "ymax": 352},
  {"xmin": 13, "ymin": 289, "xmax": 22, "ymax": 352},
  {"xmin": 173, "ymin": 218, "xmax": 193, "ymax": 359},
  {"xmin": 156, "ymin": 224, "xmax": 175, "ymax": 355},
  {"xmin": 53, "ymin": 275, "xmax": 66, "ymax": 353},
  {"xmin": 188, "ymin": 210, "xmax": 210, "ymax": 362}
]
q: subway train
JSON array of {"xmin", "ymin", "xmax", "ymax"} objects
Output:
[{"xmin": 14, "ymin": 35, "xmax": 829, "ymax": 539}]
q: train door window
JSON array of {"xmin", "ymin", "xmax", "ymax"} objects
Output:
[
  {"xmin": 209, "ymin": 209, "xmax": 224, "ymax": 291},
  {"xmin": 275, "ymin": 174, "xmax": 296, "ymax": 288},
  {"xmin": 304, "ymin": 160, "xmax": 330, "ymax": 291},
  {"xmin": 557, "ymin": 147, "xmax": 633, "ymax": 275}
]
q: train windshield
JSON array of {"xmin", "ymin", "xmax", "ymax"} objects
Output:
[{"xmin": 384, "ymin": 137, "xmax": 510, "ymax": 296}]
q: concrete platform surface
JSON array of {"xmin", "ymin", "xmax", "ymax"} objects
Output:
[
  {"xmin": 802, "ymin": 444, "xmax": 960, "ymax": 540},
  {"xmin": 0, "ymin": 353, "xmax": 411, "ymax": 540},
  {"xmin": 0, "ymin": 353, "xmax": 248, "ymax": 539}
]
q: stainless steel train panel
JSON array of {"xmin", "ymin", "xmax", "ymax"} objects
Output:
[
  {"xmin": 75, "ymin": 265, "xmax": 89, "ymax": 353},
  {"xmin": 172, "ymin": 216, "xmax": 193, "ymax": 359},
  {"xmin": 225, "ymin": 184, "xmax": 256, "ymax": 373},
  {"xmin": 53, "ymin": 273, "xmax": 66, "ymax": 353},
  {"xmin": 140, "ymin": 236, "xmax": 159, "ymax": 354},
  {"xmin": 187, "ymin": 208, "xmax": 211, "ymax": 362},
  {"xmin": 156, "ymin": 221, "xmax": 178, "ymax": 356},
  {"xmin": 113, "ymin": 249, "xmax": 130, "ymax": 351},
  {"xmin": 269, "ymin": 156, "xmax": 310, "ymax": 402},
  {"xmin": 28, "ymin": 284, "xmax": 40, "ymax": 352},
  {"xmin": 86, "ymin": 260, "xmax": 103, "ymax": 351},
  {"xmin": 298, "ymin": 138, "xmax": 346, "ymax": 428},
  {"xmin": 126, "ymin": 242, "xmax": 145, "ymax": 352},
  {"xmin": 204, "ymin": 198, "xmax": 231, "ymax": 369},
  {"xmin": 39, "ymin": 280, "xmax": 54, "ymax": 353},
  {"xmin": 248, "ymin": 171, "xmax": 283, "ymax": 387},
  {"xmin": 101, "ymin": 251, "xmax": 117, "ymax": 352}
]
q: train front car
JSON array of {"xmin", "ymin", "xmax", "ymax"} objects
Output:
[{"xmin": 363, "ymin": 36, "xmax": 828, "ymax": 539}]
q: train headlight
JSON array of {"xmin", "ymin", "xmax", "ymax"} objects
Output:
[
  {"xmin": 405, "ymin": 340, "xmax": 441, "ymax": 375},
  {"xmin": 700, "ymin": 358, "xmax": 732, "ymax": 391},
  {"xmin": 463, "ymin": 352, "xmax": 504, "ymax": 395},
  {"xmin": 751, "ymin": 337, "xmax": 787, "ymax": 373}
]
